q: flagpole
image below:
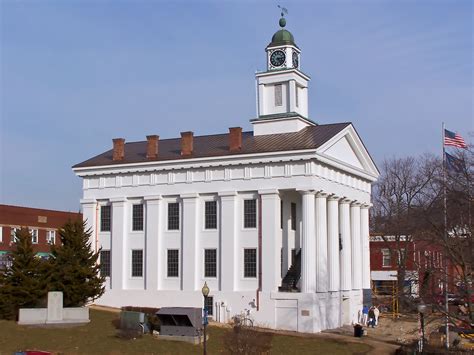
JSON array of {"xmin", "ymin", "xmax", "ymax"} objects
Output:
[{"xmin": 442, "ymin": 122, "xmax": 449, "ymax": 350}]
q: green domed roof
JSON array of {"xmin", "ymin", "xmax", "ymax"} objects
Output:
[
  {"xmin": 267, "ymin": 16, "xmax": 298, "ymax": 48},
  {"xmin": 269, "ymin": 29, "xmax": 296, "ymax": 47}
]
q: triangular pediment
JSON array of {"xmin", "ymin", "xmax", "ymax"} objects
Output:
[
  {"xmin": 323, "ymin": 135, "xmax": 364, "ymax": 169},
  {"xmin": 316, "ymin": 124, "xmax": 379, "ymax": 181}
]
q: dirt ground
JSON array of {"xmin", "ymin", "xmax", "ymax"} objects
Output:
[
  {"xmin": 322, "ymin": 314, "xmax": 423, "ymax": 354},
  {"xmin": 326, "ymin": 313, "xmax": 430, "ymax": 344},
  {"xmin": 325, "ymin": 312, "xmax": 474, "ymax": 353}
]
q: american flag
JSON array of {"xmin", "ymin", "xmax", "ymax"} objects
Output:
[{"xmin": 444, "ymin": 129, "xmax": 467, "ymax": 148}]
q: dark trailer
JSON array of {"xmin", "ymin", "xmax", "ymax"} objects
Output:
[{"xmin": 156, "ymin": 307, "xmax": 203, "ymax": 337}]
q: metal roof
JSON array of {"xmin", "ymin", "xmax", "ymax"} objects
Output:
[{"xmin": 73, "ymin": 123, "xmax": 351, "ymax": 169}]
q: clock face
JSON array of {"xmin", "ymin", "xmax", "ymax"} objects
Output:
[
  {"xmin": 292, "ymin": 51, "xmax": 299, "ymax": 68},
  {"xmin": 270, "ymin": 50, "xmax": 286, "ymax": 67}
]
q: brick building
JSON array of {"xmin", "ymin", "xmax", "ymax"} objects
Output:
[
  {"xmin": 0, "ymin": 204, "xmax": 82, "ymax": 266},
  {"xmin": 370, "ymin": 235, "xmax": 448, "ymax": 298}
]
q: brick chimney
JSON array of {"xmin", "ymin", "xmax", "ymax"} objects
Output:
[
  {"xmin": 181, "ymin": 131, "xmax": 194, "ymax": 156},
  {"xmin": 112, "ymin": 138, "xmax": 125, "ymax": 161},
  {"xmin": 146, "ymin": 135, "xmax": 159, "ymax": 159},
  {"xmin": 229, "ymin": 127, "xmax": 242, "ymax": 152}
]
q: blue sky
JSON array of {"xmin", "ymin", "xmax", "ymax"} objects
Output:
[{"xmin": 1, "ymin": 0, "xmax": 472, "ymax": 211}]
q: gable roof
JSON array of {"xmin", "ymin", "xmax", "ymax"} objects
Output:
[{"xmin": 73, "ymin": 123, "xmax": 350, "ymax": 169}]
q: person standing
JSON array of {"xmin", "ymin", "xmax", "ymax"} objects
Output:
[
  {"xmin": 373, "ymin": 305, "xmax": 380, "ymax": 326},
  {"xmin": 368, "ymin": 307, "xmax": 376, "ymax": 328},
  {"xmin": 362, "ymin": 305, "xmax": 369, "ymax": 325}
]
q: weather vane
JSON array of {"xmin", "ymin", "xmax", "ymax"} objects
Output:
[
  {"xmin": 277, "ymin": 5, "xmax": 288, "ymax": 27},
  {"xmin": 278, "ymin": 5, "xmax": 288, "ymax": 18}
]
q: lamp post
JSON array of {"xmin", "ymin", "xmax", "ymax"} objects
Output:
[
  {"xmin": 202, "ymin": 281, "xmax": 210, "ymax": 355},
  {"xmin": 417, "ymin": 302, "xmax": 427, "ymax": 353}
]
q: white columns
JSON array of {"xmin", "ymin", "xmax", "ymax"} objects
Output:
[
  {"xmin": 350, "ymin": 202, "xmax": 362, "ymax": 290},
  {"xmin": 327, "ymin": 195, "xmax": 340, "ymax": 292},
  {"xmin": 260, "ymin": 189, "xmax": 281, "ymax": 292},
  {"xmin": 281, "ymin": 199, "xmax": 290, "ymax": 276},
  {"xmin": 144, "ymin": 196, "xmax": 162, "ymax": 291},
  {"xmin": 315, "ymin": 192, "xmax": 328, "ymax": 293},
  {"xmin": 361, "ymin": 205, "xmax": 371, "ymax": 291},
  {"xmin": 219, "ymin": 191, "xmax": 238, "ymax": 291},
  {"xmin": 110, "ymin": 197, "xmax": 127, "ymax": 290},
  {"xmin": 181, "ymin": 193, "xmax": 199, "ymax": 291},
  {"xmin": 300, "ymin": 190, "xmax": 316, "ymax": 293},
  {"xmin": 80, "ymin": 199, "xmax": 97, "ymax": 252},
  {"xmin": 339, "ymin": 199, "xmax": 352, "ymax": 292}
]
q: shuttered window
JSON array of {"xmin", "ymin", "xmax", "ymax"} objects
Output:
[{"xmin": 275, "ymin": 84, "xmax": 283, "ymax": 106}]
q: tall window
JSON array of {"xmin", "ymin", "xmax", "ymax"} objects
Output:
[
  {"xmin": 204, "ymin": 249, "xmax": 217, "ymax": 278},
  {"xmin": 167, "ymin": 249, "xmax": 179, "ymax": 277},
  {"xmin": 168, "ymin": 202, "xmax": 180, "ymax": 230},
  {"xmin": 46, "ymin": 230, "xmax": 56, "ymax": 244},
  {"xmin": 10, "ymin": 227, "xmax": 19, "ymax": 243},
  {"xmin": 397, "ymin": 249, "xmax": 406, "ymax": 266},
  {"xmin": 205, "ymin": 201, "xmax": 217, "ymax": 230},
  {"xmin": 291, "ymin": 203, "xmax": 297, "ymax": 231},
  {"xmin": 275, "ymin": 84, "xmax": 283, "ymax": 106},
  {"xmin": 131, "ymin": 250, "xmax": 143, "ymax": 277},
  {"xmin": 204, "ymin": 296, "xmax": 214, "ymax": 316},
  {"xmin": 382, "ymin": 249, "xmax": 391, "ymax": 267},
  {"xmin": 100, "ymin": 205, "xmax": 111, "ymax": 232},
  {"xmin": 244, "ymin": 199, "xmax": 257, "ymax": 229},
  {"xmin": 30, "ymin": 229, "xmax": 38, "ymax": 244},
  {"xmin": 244, "ymin": 248, "xmax": 257, "ymax": 278},
  {"xmin": 132, "ymin": 204, "xmax": 144, "ymax": 231},
  {"xmin": 100, "ymin": 250, "xmax": 111, "ymax": 277}
]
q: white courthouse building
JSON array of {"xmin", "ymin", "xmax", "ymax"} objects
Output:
[{"xmin": 73, "ymin": 16, "xmax": 379, "ymax": 332}]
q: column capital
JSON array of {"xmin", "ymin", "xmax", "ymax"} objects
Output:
[
  {"xmin": 218, "ymin": 191, "xmax": 237, "ymax": 197},
  {"xmin": 109, "ymin": 197, "xmax": 127, "ymax": 204},
  {"xmin": 258, "ymin": 189, "xmax": 279, "ymax": 196},
  {"xmin": 144, "ymin": 195, "xmax": 162, "ymax": 202},
  {"xmin": 351, "ymin": 201, "xmax": 362, "ymax": 207},
  {"xmin": 180, "ymin": 192, "xmax": 199, "ymax": 199},
  {"xmin": 339, "ymin": 197, "xmax": 352, "ymax": 205},
  {"xmin": 315, "ymin": 191, "xmax": 330, "ymax": 199},
  {"xmin": 360, "ymin": 203, "xmax": 372, "ymax": 209},
  {"xmin": 327, "ymin": 194, "xmax": 341, "ymax": 202},
  {"xmin": 80, "ymin": 198, "xmax": 96, "ymax": 206}
]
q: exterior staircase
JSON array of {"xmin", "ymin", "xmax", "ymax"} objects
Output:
[{"xmin": 279, "ymin": 249, "xmax": 301, "ymax": 292}]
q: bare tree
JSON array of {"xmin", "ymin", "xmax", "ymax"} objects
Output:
[
  {"xmin": 372, "ymin": 155, "xmax": 439, "ymax": 310},
  {"xmin": 419, "ymin": 145, "xmax": 473, "ymax": 326},
  {"xmin": 372, "ymin": 146, "xmax": 473, "ymax": 326}
]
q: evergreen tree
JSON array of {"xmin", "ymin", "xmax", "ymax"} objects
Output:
[
  {"xmin": 0, "ymin": 228, "xmax": 48, "ymax": 319},
  {"xmin": 48, "ymin": 220, "xmax": 105, "ymax": 307}
]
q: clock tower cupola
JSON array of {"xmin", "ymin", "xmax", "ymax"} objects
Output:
[
  {"xmin": 266, "ymin": 15, "xmax": 300, "ymax": 71},
  {"xmin": 252, "ymin": 11, "xmax": 313, "ymax": 136}
]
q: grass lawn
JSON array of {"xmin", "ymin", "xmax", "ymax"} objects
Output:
[{"xmin": 0, "ymin": 309, "xmax": 372, "ymax": 354}]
